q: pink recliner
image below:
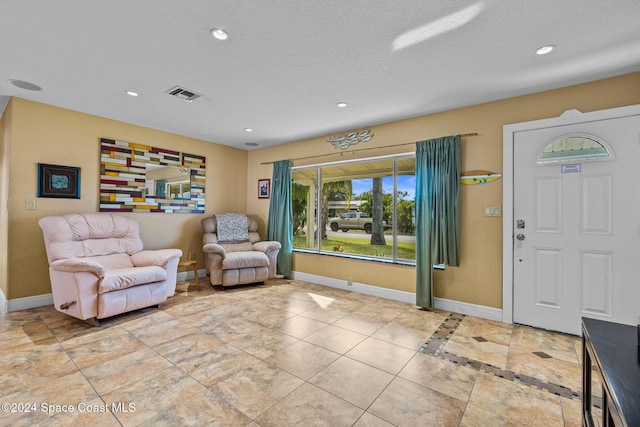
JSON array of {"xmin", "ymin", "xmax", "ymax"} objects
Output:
[{"xmin": 39, "ymin": 213, "xmax": 182, "ymax": 325}]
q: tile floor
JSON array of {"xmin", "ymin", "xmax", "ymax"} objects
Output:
[{"xmin": 0, "ymin": 278, "xmax": 586, "ymax": 426}]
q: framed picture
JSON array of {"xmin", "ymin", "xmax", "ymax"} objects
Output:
[
  {"xmin": 37, "ymin": 163, "xmax": 81, "ymax": 198},
  {"xmin": 258, "ymin": 179, "xmax": 270, "ymax": 199}
]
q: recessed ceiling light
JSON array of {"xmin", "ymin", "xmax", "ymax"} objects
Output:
[
  {"xmin": 337, "ymin": 102, "xmax": 348, "ymax": 108},
  {"xmin": 8, "ymin": 79, "xmax": 42, "ymax": 91},
  {"xmin": 125, "ymin": 90, "xmax": 139, "ymax": 97},
  {"xmin": 245, "ymin": 128, "xmax": 253, "ymax": 132},
  {"xmin": 245, "ymin": 142, "xmax": 258, "ymax": 147},
  {"xmin": 535, "ymin": 45, "xmax": 555, "ymax": 55},
  {"xmin": 211, "ymin": 28, "xmax": 229, "ymax": 40}
]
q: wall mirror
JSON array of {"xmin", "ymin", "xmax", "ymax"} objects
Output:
[
  {"xmin": 145, "ymin": 165, "xmax": 191, "ymax": 199},
  {"xmin": 100, "ymin": 138, "xmax": 206, "ymax": 213}
]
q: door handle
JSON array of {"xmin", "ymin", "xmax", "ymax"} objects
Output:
[{"xmin": 516, "ymin": 234, "xmax": 525, "ymax": 241}]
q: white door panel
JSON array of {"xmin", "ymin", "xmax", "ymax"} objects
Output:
[
  {"xmin": 534, "ymin": 177, "xmax": 562, "ymax": 233},
  {"xmin": 513, "ymin": 114, "xmax": 640, "ymax": 335},
  {"xmin": 580, "ymin": 250, "xmax": 613, "ymax": 316},
  {"xmin": 533, "ymin": 247, "xmax": 562, "ymax": 308},
  {"xmin": 580, "ymin": 174, "xmax": 612, "ymax": 235}
]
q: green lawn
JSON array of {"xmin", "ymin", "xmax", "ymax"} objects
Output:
[{"xmin": 293, "ymin": 234, "xmax": 416, "ymax": 260}]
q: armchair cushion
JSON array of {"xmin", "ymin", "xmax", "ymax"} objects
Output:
[
  {"xmin": 50, "ymin": 258, "xmax": 106, "ymax": 277},
  {"xmin": 131, "ymin": 249, "xmax": 183, "ymax": 267},
  {"xmin": 252, "ymin": 241, "xmax": 281, "ymax": 254},
  {"xmin": 222, "ymin": 251, "xmax": 269, "ymax": 270},
  {"xmin": 85, "ymin": 253, "xmax": 135, "ymax": 270},
  {"xmin": 202, "ymin": 243, "xmax": 226, "ymax": 256},
  {"xmin": 42, "ymin": 213, "xmax": 144, "ymax": 262},
  {"xmin": 100, "ymin": 266, "xmax": 167, "ymax": 294}
]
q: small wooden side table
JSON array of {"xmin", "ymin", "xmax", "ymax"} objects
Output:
[{"xmin": 178, "ymin": 260, "xmax": 200, "ymax": 290}]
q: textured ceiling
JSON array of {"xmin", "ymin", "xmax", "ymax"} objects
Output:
[{"xmin": 1, "ymin": 0, "xmax": 639, "ymax": 150}]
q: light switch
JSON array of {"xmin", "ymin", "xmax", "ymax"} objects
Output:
[
  {"xmin": 26, "ymin": 199, "xmax": 37, "ymax": 210},
  {"xmin": 483, "ymin": 205, "xmax": 502, "ymax": 217}
]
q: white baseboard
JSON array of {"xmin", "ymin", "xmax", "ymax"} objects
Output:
[
  {"xmin": 0, "ymin": 287, "xmax": 6, "ymax": 315},
  {"xmin": 5, "ymin": 270, "xmax": 208, "ymax": 313},
  {"xmin": 4, "ymin": 271, "xmax": 502, "ymax": 322},
  {"xmin": 433, "ymin": 296, "xmax": 503, "ymax": 322},
  {"xmin": 292, "ymin": 271, "xmax": 503, "ymax": 323},
  {"xmin": 292, "ymin": 271, "xmax": 416, "ymax": 304},
  {"xmin": 177, "ymin": 268, "xmax": 207, "ymax": 282},
  {"xmin": 7, "ymin": 293, "xmax": 54, "ymax": 312}
]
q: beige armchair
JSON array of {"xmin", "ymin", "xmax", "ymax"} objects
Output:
[
  {"xmin": 201, "ymin": 213, "xmax": 281, "ymax": 288},
  {"xmin": 38, "ymin": 213, "xmax": 182, "ymax": 325}
]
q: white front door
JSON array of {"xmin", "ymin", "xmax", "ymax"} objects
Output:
[{"xmin": 512, "ymin": 113, "xmax": 640, "ymax": 335}]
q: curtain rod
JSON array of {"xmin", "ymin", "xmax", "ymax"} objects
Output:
[{"xmin": 260, "ymin": 132, "xmax": 478, "ymax": 165}]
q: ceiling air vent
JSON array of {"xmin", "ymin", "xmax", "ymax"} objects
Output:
[{"xmin": 165, "ymin": 85, "xmax": 203, "ymax": 102}]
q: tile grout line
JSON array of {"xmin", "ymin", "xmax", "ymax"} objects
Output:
[
  {"xmin": 3, "ymin": 281, "xmax": 584, "ymax": 424},
  {"xmin": 418, "ymin": 312, "xmax": 582, "ymax": 401}
]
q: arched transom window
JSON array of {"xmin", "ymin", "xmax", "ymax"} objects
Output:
[{"xmin": 536, "ymin": 135, "xmax": 612, "ymax": 164}]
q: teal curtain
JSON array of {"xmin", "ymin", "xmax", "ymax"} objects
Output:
[
  {"xmin": 415, "ymin": 135, "xmax": 461, "ymax": 308},
  {"xmin": 267, "ymin": 160, "xmax": 293, "ymax": 277},
  {"xmin": 155, "ymin": 179, "xmax": 166, "ymax": 197}
]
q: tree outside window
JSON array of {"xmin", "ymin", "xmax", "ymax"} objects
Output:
[{"xmin": 292, "ymin": 155, "xmax": 416, "ymax": 262}]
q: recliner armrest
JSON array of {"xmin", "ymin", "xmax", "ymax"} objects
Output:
[
  {"xmin": 202, "ymin": 243, "xmax": 226, "ymax": 256},
  {"xmin": 253, "ymin": 240, "xmax": 281, "ymax": 253},
  {"xmin": 50, "ymin": 258, "xmax": 106, "ymax": 278},
  {"xmin": 131, "ymin": 249, "xmax": 182, "ymax": 267}
]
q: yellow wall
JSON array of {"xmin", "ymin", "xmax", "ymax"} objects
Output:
[
  {"xmin": 3, "ymin": 72, "xmax": 639, "ymax": 306},
  {"xmin": 247, "ymin": 72, "xmax": 640, "ymax": 309},
  {"xmin": 0, "ymin": 103, "xmax": 10, "ymax": 299},
  {"xmin": 5, "ymin": 97, "xmax": 247, "ymax": 300}
]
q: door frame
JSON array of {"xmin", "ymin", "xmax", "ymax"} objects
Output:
[{"xmin": 501, "ymin": 104, "xmax": 640, "ymax": 325}]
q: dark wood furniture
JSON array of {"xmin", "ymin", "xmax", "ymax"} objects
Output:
[{"xmin": 582, "ymin": 317, "xmax": 640, "ymax": 427}]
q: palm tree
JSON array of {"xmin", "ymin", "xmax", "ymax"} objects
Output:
[
  {"xmin": 370, "ymin": 177, "xmax": 386, "ymax": 245},
  {"xmin": 357, "ymin": 192, "xmax": 393, "ymax": 224},
  {"xmin": 292, "ymin": 182, "xmax": 308, "ymax": 235},
  {"xmin": 396, "ymin": 191, "xmax": 415, "ymax": 233}
]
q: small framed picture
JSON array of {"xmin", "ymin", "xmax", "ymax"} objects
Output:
[
  {"xmin": 37, "ymin": 163, "xmax": 81, "ymax": 198},
  {"xmin": 258, "ymin": 179, "xmax": 270, "ymax": 199}
]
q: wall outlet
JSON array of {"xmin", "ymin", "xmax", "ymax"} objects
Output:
[
  {"xmin": 483, "ymin": 205, "xmax": 502, "ymax": 217},
  {"xmin": 188, "ymin": 252, "xmax": 195, "ymax": 260},
  {"xmin": 26, "ymin": 199, "xmax": 37, "ymax": 210},
  {"xmin": 347, "ymin": 276, "xmax": 353, "ymax": 286}
]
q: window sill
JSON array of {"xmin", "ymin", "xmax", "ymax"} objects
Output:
[{"xmin": 292, "ymin": 248, "xmax": 445, "ymax": 270}]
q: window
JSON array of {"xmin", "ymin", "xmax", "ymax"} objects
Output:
[
  {"xmin": 167, "ymin": 181, "xmax": 191, "ymax": 199},
  {"xmin": 292, "ymin": 154, "xmax": 416, "ymax": 263},
  {"xmin": 536, "ymin": 135, "xmax": 611, "ymax": 164}
]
